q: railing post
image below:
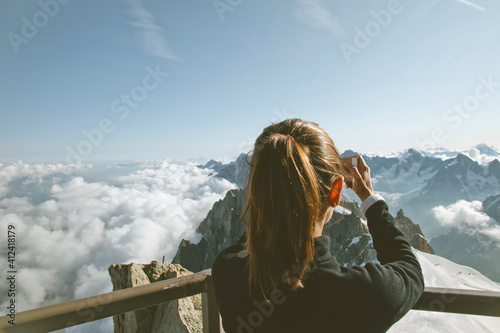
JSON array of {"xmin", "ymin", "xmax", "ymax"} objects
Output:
[{"xmin": 202, "ymin": 274, "xmax": 223, "ymax": 333}]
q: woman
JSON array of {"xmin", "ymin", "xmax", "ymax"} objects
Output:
[{"xmin": 212, "ymin": 119, "xmax": 424, "ymax": 332}]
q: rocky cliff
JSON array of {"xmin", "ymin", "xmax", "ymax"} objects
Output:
[
  {"xmin": 323, "ymin": 202, "xmax": 375, "ymax": 266},
  {"xmin": 394, "ymin": 209, "xmax": 435, "ymax": 254},
  {"xmin": 483, "ymin": 194, "xmax": 500, "ymax": 222},
  {"xmin": 172, "ymin": 189, "xmax": 248, "ymax": 272},
  {"xmin": 214, "ymin": 153, "xmax": 251, "ymax": 189},
  {"xmin": 172, "ymin": 189, "xmax": 434, "ymax": 272},
  {"xmin": 108, "ymin": 262, "xmax": 202, "ymax": 333}
]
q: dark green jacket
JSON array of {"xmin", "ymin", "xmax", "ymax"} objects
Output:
[{"xmin": 212, "ymin": 201, "xmax": 425, "ymax": 332}]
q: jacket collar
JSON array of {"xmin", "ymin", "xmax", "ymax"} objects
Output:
[{"xmin": 313, "ymin": 235, "xmax": 333, "ymax": 264}]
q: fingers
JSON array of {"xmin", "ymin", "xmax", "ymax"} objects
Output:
[
  {"xmin": 345, "ymin": 154, "xmax": 374, "ymax": 201},
  {"xmin": 352, "ymin": 154, "xmax": 369, "ymax": 173},
  {"xmin": 349, "ymin": 165, "xmax": 362, "ymax": 182}
]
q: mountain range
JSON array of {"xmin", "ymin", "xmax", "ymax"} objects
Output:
[
  {"xmin": 202, "ymin": 144, "xmax": 500, "ymax": 236},
  {"xmin": 186, "ymin": 144, "xmax": 500, "ymax": 282}
]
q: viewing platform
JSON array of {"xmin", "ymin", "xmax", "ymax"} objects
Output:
[{"xmin": 1, "ymin": 269, "xmax": 500, "ymax": 332}]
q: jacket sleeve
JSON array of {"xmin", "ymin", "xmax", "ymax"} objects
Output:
[{"xmin": 359, "ymin": 200, "xmax": 425, "ymax": 329}]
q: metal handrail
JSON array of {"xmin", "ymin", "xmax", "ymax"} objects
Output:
[
  {"xmin": 0, "ymin": 269, "xmax": 220, "ymax": 333},
  {"xmin": 1, "ymin": 270, "xmax": 500, "ymax": 333},
  {"xmin": 413, "ymin": 286, "xmax": 500, "ymax": 317}
]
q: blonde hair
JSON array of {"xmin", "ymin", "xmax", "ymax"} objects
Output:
[{"xmin": 243, "ymin": 119, "xmax": 345, "ymax": 299}]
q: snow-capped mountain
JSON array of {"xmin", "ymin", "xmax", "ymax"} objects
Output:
[
  {"xmin": 473, "ymin": 143, "xmax": 500, "ymax": 157},
  {"xmin": 367, "ymin": 150, "xmax": 499, "ymax": 205},
  {"xmin": 342, "ymin": 147, "xmax": 500, "ymax": 239},
  {"xmin": 213, "ymin": 145, "xmax": 500, "ymax": 239},
  {"xmin": 393, "ymin": 152, "xmax": 499, "ymax": 238},
  {"xmin": 363, "ymin": 143, "xmax": 500, "ymax": 163}
]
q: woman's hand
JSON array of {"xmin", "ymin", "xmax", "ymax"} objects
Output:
[{"xmin": 346, "ymin": 155, "xmax": 374, "ymax": 202}]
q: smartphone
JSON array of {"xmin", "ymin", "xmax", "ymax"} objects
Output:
[
  {"xmin": 340, "ymin": 156, "xmax": 358, "ymax": 168},
  {"xmin": 340, "ymin": 157, "xmax": 358, "ymax": 187}
]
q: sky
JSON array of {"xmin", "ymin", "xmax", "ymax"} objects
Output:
[{"xmin": 1, "ymin": 0, "xmax": 500, "ymax": 164}]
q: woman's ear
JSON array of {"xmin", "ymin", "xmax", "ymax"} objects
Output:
[{"xmin": 329, "ymin": 176, "xmax": 344, "ymax": 207}]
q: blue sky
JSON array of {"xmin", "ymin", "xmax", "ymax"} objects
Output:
[{"xmin": 0, "ymin": 0, "xmax": 499, "ymax": 163}]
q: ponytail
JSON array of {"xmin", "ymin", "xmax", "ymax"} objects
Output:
[{"xmin": 243, "ymin": 119, "xmax": 344, "ymax": 299}]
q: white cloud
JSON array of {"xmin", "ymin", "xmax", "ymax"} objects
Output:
[
  {"xmin": 126, "ymin": 0, "xmax": 179, "ymax": 60},
  {"xmin": 294, "ymin": 0, "xmax": 345, "ymax": 38},
  {"xmin": 455, "ymin": 0, "xmax": 485, "ymax": 11},
  {"xmin": 0, "ymin": 161, "xmax": 87, "ymax": 189},
  {"xmin": 0, "ymin": 160, "xmax": 235, "ymax": 332},
  {"xmin": 463, "ymin": 148, "xmax": 498, "ymax": 165},
  {"xmin": 432, "ymin": 200, "xmax": 500, "ymax": 243}
]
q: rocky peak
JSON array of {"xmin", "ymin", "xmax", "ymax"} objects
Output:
[
  {"xmin": 172, "ymin": 189, "xmax": 248, "ymax": 272},
  {"xmin": 324, "ymin": 207, "xmax": 374, "ymax": 266},
  {"xmin": 406, "ymin": 148, "xmax": 424, "ymax": 162},
  {"xmin": 395, "ymin": 149, "xmax": 425, "ymax": 176},
  {"xmin": 363, "ymin": 155, "xmax": 399, "ymax": 174},
  {"xmin": 108, "ymin": 262, "xmax": 202, "ymax": 333},
  {"xmin": 483, "ymin": 194, "xmax": 500, "ymax": 222},
  {"xmin": 488, "ymin": 159, "xmax": 500, "ymax": 179},
  {"xmin": 215, "ymin": 153, "xmax": 251, "ymax": 188},
  {"xmin": 341, "ymin": 150, "xmax": 358, "ymax": 157},
  {"xmin": 172, "ymin": 188, "xmax": 434, "ymax": 273},
  {"xmin": 198, "ymin": 159, "xmax": 226, "ymax": 173},
  {"xmin": 453, "ymin": 153, "xmax": 482, "ymax": 173},
  {"xmin": 474, "ymin": 143, "xmax": 499, "ymax": 156},
  {"xmin": 394, "ymin": 209, "xmax": 435, "ymax": 254}
]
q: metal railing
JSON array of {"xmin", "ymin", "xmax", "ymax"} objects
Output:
[
  {"xmin": 0, "ymin": 269, "xmax": 220, "ymax": 333},
  {"xmin": 413, "ymin": 287, "xmax": 500, "ymax": 317},
  {"xmin": 1, "ymin": 269, "xmax": 500, "ymax": 333}
]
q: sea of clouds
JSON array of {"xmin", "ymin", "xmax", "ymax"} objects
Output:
[{"xmin": 0, "ymin": 160, "xmax": 236, "ymax": 331}]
